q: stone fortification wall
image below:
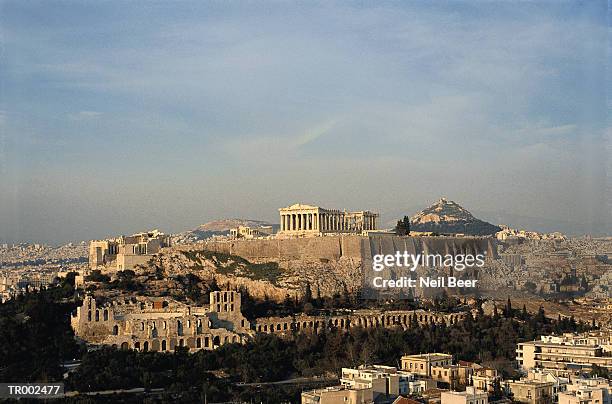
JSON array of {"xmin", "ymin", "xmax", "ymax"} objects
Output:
[
  {"xmin": 171, "ymin": 235, "xmax": 496, "ymax": 264},
  {"xmin": 365, "ymin": 235, "xmax": 497, "ymax": 260}
]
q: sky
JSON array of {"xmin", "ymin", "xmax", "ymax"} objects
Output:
[{"xmin": 0, "ymin": 1, "xmax": 610, "ymax": 244}]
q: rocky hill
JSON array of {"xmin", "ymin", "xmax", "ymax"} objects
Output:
[{"xmin": 410, "ymin": 198, "xmax": 501, "ymax": 236}]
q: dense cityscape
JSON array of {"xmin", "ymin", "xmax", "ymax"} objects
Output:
[
  {"xmin": 1, "ymin": 1, "xmax": 608, "ymax": 403},
  {"xmin": 1, "ymin": 200, "xmax": 610, "ymax": 403}
]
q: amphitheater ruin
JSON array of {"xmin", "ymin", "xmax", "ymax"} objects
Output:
[
  {"xmin": 71, "ymin": 290, "xmax": 252, "ymax": 352},
  {"xmin": 72, "ymin": 290, "xmax": 469, "ymax": 352}
]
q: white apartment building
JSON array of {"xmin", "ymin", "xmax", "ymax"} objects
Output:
[
  {"xmin": 441, "ymin": 386, "xmax": 488, "ymax": 404},
  {"xmin": 517, "ymin": 331, "xmax": 612, "ymax": 377}
]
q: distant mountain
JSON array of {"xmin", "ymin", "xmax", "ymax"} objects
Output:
[
  {"xmin": 194, "ymin": 219, "xmax": 275, "ymax": 232},
  {"xmin": 173, "ymin": 219, "xmax": 278, "ymax": 244},
  {"xmin": 410, "ymin": 198, "xmax": 501, "ymax": 236}
]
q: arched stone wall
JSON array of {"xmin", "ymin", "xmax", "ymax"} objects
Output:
[{"xmin": 253, "ymin": 309, "xmax": 467, "ymax": 336}]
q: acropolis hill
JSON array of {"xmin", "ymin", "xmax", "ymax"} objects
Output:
[
  {"xmin": 155, "ymin": 234, "xmax": 497, "ymax": 301},
  {"xmin": 85, "ymin": 203, "xmax": 498, "ymax": 301}
]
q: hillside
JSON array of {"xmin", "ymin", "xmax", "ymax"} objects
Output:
[{"xmin": 410, "ymin": 198, "xmax": 501, "ymax": 236}]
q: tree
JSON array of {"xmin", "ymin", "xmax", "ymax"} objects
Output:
[
  {"xmin": 491, "ymin": 377, "xmax": 504, "ymax": 400},
  {"xmin": 536, "ymin": 306, "xmax": 546, "ymax": 323},
  {"xmin": 303, "ymin": 282, "xmax": 313, "ymax": 304},
  {"xmin": 85, "ymin": 270, "xmax": 110, "ymax": 283},
  {"xmin": 504, "ymin": 297, "xmax": 512, "ymax": 317},
  {"xmin": 395, "ymin": 216, "xmax": 411, "ymax": 236}
]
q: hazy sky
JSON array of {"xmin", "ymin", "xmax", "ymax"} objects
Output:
[{"xmin": 0, "ymin": 1, "xmax": 610, "ymax": 244}]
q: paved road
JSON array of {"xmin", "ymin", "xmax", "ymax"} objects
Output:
[
  {"xmin": 64, "ymin": 387, "xmax": 165, "ymax": 397},
  {"xmin": 236, "ymin": 375, "xmax": 338, "ymax": 387}
]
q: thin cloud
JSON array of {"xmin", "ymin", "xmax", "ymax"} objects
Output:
[
  {"xmin": 0, "ymin": 1, "xmax": 608, "ymax": 241},
  {"xmin": 68, "ymin": 111, "xmax": 103, "ymax": 121}
]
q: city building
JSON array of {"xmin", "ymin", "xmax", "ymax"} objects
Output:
[
  {"xmin": 471, "ymin": 367, "xmax": 500, "ymax": 393},
  {"xmin": 393, "ymin": 398, "xmax": 422, "ymax": 404},
  {"xmin": 278, "ymin": 203, "xmax": 378, "ymax": 236},
  {"xmin": 340, "ymin": 364, "xmax": 435, "ymax": 398},
  {"xmin": 421, "ymin": 388, "xmax": 447, "ymax": 404},
  {"xmin": 430, "ymin": 363, "xmax": 473, "ymax": 387},
  {"xmin": 71, "ymin": 290, "xmax": 252, "ymax": 352},
  {"xmin": 506, "ymin": 379, "xmax": 554, "ymax": 404},
  {"xmin": 525, "ymin": 369, "xmax": 568, "ymax": 401},
  {"xmin": 301, "ymin": 385, "xmax": 373, "ymax": 404},
  {"xmin": 0, "ymin": 271, "xmax": 60, "ymax": 302},
  {"xmin": 559, "ymin": 377, "xmax": 611, "ymax": 404},
  {"xmin": 401, "ymin": 353, "xmax": 454, "ymax": 377},
  {"xmin": 89, "ymin": 230, "xmax": 171, "ymax": 270},
  {"xmin": 516, "ymin": 331, "xmax": 612, "ymax": 376},
  {"xmin": 440, "ymin": 387, "xmax": 488, "ymax": 404}
]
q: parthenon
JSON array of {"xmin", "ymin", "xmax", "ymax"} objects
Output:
[{"xmin": 278, "ymin": 203, "xmax": 378, "ymax": 235}]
